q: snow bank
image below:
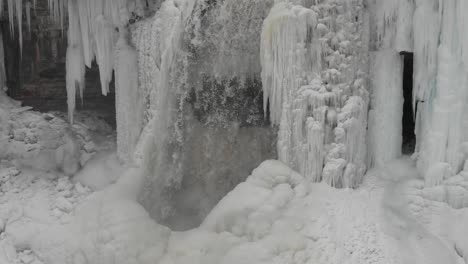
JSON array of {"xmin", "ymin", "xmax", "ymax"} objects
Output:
[{"xmin": 201, "ymin": 160, "xmax": 306, "ymax": 232}]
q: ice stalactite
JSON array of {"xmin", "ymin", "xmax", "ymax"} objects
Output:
[
  {"xmin": 261, "ymin": 0, "xmax": 369, "ymax": 188},
  {"xmin": 65, "ymin": 0, "xmax": 85, "ymax": 124},
  {"xmin": 61, "ymin": 0, "xmax": 145, "ymax": 122},
  {"xmin": 260, "ymin": 2, "xmax": 320, "ymax": 125},
  {"xmin": 72, "ymin": 0, "xmax": 126, "ymax": 95},
  {"xmin": 0, "ymin": 0, "xmax": 68, "ymax": 54},
  {"xmin": 26, "ymin": 1, "xmax": 31, "ymax": 34},
  {"xmin": 368, "ymin": 51, "xmax": 403, "ymax": 167},
  {"xmin": 115, "ymin": 26, "xmax": 144, "ymax": 163}
]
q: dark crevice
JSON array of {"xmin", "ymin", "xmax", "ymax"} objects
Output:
[{"xmin": 400, "ymin": 51, "xmax": 415, "ymax": 154}]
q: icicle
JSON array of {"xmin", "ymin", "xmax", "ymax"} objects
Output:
[
  {"xmin": 26, "ymin": 1, "xmax": 31, "ymax": 34},
  {"xmin": 94, "ymin": 15, "xmax": 116, "ymax": 95},
  {"xmin": 65, "ymin": 0, "xmax": 85, "ymax": 124},
  {"xmin": 17, "ymin": 0, "xmax": 22, "ymax": 55},
  {"xmin": 7, "ymin": 0, "xmax": 14, "ymax": 34}
]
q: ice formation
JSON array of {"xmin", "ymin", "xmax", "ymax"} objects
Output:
[
  {"xmin": 261, "ymin": 0, "xmax": 369, "ymax": 188},
  {"xmin": 65, "ymin": 0, "xmax": 85, "ymax": 124},
  {"xmin": 63, "ymin": 0, "xmax": 146, "ymax": 122}
]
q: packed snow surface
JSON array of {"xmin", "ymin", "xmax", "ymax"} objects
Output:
[{"xmin": 4, "ymin": 153, "xmax": 468, "ymax": 264}]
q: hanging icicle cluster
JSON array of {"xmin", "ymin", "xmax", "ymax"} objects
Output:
[
  {"xmin": 0, "ymin": 0, "xmax": 144, "ymax": 123},
  {"xmin": 0, "ymin": 0, "xmax": 68, "ymax": 54},
  {"xmin": 64, "ymin": 0, "xmax": 146, "ymax": 123}
]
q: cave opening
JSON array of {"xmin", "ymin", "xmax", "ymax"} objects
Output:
[
  {"xmin": 400, "ymin": 51, "xmax": 415, "ymax": 154},
  {"xmin": 1, "ymin": 18, "xmax": 116, "ymax": 128}
]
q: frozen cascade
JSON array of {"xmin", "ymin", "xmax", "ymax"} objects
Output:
[
  {"xmin": 133, "ymin": 0, "xmax": 197, "ymax": 225},
  {"xmin": 132, "ymin": 0, "xmax": 277, "ymax": 228},
  {"xmin": 261, "ymin": 0, "xmax": 369, "ymax": 188}
]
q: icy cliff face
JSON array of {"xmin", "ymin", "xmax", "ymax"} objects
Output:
[{"xmin": 261, "ymin": 0, "xmax": 369, "ymax": 188}]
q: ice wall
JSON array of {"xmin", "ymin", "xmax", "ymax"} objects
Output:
[
  {"xmin": 415, "ymin": 0, "xmax": 468, "ymax": 179},
  {"xmin": 261, "ymin": 0, "xmax": 369, "ymax": 188}
]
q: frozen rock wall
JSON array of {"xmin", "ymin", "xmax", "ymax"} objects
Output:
[{"xmin": 261, "ymin": 0, "xmax": 370, "ymax": 188}]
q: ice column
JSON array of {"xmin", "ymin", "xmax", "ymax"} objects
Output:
[
  {"xmin": 368, "ymin": 51, "xmax": 403, "ymax": 167},
  {"xmin": 65, "ymin": 0, "xmax": 85, "ymax": 124},
  {"xmin": 115, "ymin": 26, "xmax": 144, "ymax": 162}
]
